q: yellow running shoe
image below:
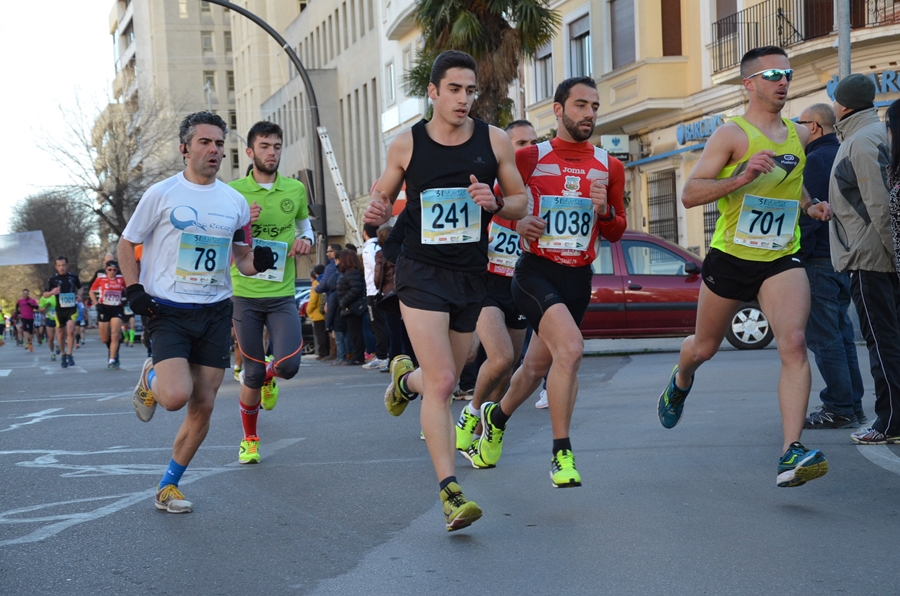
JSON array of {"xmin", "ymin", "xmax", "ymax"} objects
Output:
[
  {"xmin": 440, "ymin": 482, "xmax": 482, "ymax": 532},
  {"xmin": 384, "ymin": 355, "xmax": 417, "ymax": 416},
  {"xmin": 239, "ymin": 436, "xmax": 261, "ymax": 464},
  {"xmin": 261, "ymin": 378, "xmax": 278, "ymax": 411},
  {"xmin": 132, "ymin": 358, "xmax": 157, "ymax": 422},
  {"xmin": 155, "ymin": 484, "xmax": 193, "ymax": 513},
  {"xmin": 550, "ymin": 449, "xmax": 582, "ymax": 488},
  {"xmin": 455, "ymin": 405, "xmax": 480, "ymax": 452}
]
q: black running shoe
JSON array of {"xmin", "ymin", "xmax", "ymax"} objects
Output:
[{"xmin": 803, "ymin": 406, "xmax": 856, "ymax": 429}]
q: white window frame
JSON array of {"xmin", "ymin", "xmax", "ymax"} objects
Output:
[
  {"xmin": 565, "ymin": 6, "xmax": 593, "ymax": 78},
  {"xmin": 533, "ymin": 42, "xmax": 554, "ymax": 103},
  {"xmin": 385, "ymin": 60, "xmax": 396, "ymax": 106}
]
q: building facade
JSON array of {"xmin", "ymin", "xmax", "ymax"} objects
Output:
[
  {"xmin": 108, "ymin": 0, "xmax": 241, "ymax": 180},
  {"xmin": 524, "ymin": 0, "xmax": 900, "ymax": 256}
]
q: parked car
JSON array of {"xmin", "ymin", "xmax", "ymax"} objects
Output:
[{"xmin": 580, "ymin": 230, "xmax": 772, "ymax": 350}]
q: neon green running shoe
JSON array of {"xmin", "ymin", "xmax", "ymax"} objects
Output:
[
  {"xmin": 261, "ymin": 378, "xmax": 278, "ymax": 411},
  {"xmin": 463, "ymin": 442, "xmax": 495, "ymax": 469},
  {"xmin": 440, "ymin": 482, "xmax": 482, "ymax": 532},
  {"xmin": 475, "ymin": 402, "xmax": 504, "ymax": 466},
  {"xmin": 239, "ymin": 436, "xmax": 261, "ymax": 464},
  {"xmin": 455, "ymin": 405, "xmax": 480, "ymax": 451},
  {"xmin": 384, "ymin": 355, "xmax": 417, "ymax": 416},
  {"xmin": 550, "ymin": 449, "xmax": 582, "ymax": 488}
]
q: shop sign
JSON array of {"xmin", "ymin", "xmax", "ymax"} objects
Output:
[
  {"xmin": 600, "ymin": 134, "xmax": 630, "ymax": 160},
  {"xmin": 677, "ymin": 114, "xmax": 725, "ymax": 145},
  {"xmin": 826, "ymin": 71, "xmax": 900, "ymax": 100}
]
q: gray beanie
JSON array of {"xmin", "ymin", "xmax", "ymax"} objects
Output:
[{"xmin": 834, "ymin": 74, "xmax": 876, "ymax": 110}]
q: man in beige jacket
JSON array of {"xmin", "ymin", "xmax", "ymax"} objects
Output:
[{"xmin": 829, "ymin": 73, "xmax": 900, "ymax": 445}]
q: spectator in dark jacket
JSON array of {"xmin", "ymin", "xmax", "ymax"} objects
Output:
[
  {"xmin": 796, "ymin": 103, "xmax": 865, "ymax": 428},
  {"xmin": 336, "ymin": 249, "xmax": 366, "ymax": 364},
  {"xmin": 315, "ymin": 244, "xmax": 343, "ymax": 295}
]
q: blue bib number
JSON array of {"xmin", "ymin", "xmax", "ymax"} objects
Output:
[
  {"xmin": 734, "ymin": 194, "xmax": 799, "ymax": 251},
  {"xmin": 240, "ymin": 239, "xmax": 287, "ymax": 282},
  {"xmin": 175, "ymin": 233, "xmax": 230, "ymax": 286},
  {"xmin": 538, "ymin": 196, "xmax": 593, "ymax": 250},
  {"xmin": 421, "ymin": 188, "xmax": 480, "ymax": 245}
]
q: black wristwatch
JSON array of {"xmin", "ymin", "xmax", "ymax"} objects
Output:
[
  {"xmin": 599, "ymin": 206, "xmax": 616, "ymax": 222},
  {"xmin": 485, "ymin": 194, "xmax": 505, "ymax": 214}
]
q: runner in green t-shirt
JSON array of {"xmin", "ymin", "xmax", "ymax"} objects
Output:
[
  {"xmin": 38, "ymin": 292, "xmax": 60, "ymax": 361},
  {"xmin": 229, "ymin": 121, "xmax": 313, "ymax": 464}
]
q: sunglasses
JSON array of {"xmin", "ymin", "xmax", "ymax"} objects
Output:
[
  {"xmin": 746, "ymin": 68, "xmax": 793, "ymax": 82},
  {"xmin": 796, "ymin": 120, "xmax": 819, "ymax": 128}
]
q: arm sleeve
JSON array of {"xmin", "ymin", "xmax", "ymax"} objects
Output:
[
  {"xmin": 598, "ymin": 157, "xmax": 627, "ymax": 242},
  {"xmin": 295, "ymin": 217, "xmax": 314, "ymax": 243}
]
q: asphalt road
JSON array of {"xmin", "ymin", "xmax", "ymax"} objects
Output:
[{"xmin": 1, "ymin": 332, "xmax": 899, "ymax": 595}]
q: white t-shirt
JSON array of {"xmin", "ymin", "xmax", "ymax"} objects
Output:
[
  {"xmin": 122, "ymin": 172, "xmax": 251, "ymax": 304},
  {"xmin": 362, "ymin": 237, "xmax": 380, "ymax": 296}
]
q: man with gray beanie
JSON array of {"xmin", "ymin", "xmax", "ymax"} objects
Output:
[{"xmin": 829, "ymin": 73, "xmax": 900, "ymax": 445}]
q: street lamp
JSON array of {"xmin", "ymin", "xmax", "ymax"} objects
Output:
[{"xmin": 204, "ymin": 0, "xmax": 328, "ymax": 262}]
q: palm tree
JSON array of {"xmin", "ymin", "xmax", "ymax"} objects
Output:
[{"xmin": 404, "ymin": 0, "xmax": 560, "ymax": 126}]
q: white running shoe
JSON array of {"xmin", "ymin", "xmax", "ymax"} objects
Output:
[{"xmin": 535, "ymin": 389, "xmax": 549, "ymax": 409}]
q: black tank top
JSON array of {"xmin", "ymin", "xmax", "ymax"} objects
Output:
[{"xmin": 402, "ymin": 118, "xmax": 499, "ymax": 272}]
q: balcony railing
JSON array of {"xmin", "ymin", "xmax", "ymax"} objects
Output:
[{"xmin": 711, "ymin": 0, "xmax": 900, "ymax": 72}]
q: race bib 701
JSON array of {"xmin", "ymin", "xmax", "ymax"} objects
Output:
[{"xmin": 733, "ymin": 194, "xmax": 799, "ymax": 251}]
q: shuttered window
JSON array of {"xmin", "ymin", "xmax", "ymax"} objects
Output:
[
  {"xmin": 610, "ymin": 0, "xmax": 635, "ymax": 70},
  {"xmin": 648, "ymin": 170, "xmax": 678, "ymax": 243}
]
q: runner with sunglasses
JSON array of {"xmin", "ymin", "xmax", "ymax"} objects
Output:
[
  {"xmin": 90, "ymin": 261, "xmax": 127, "ymax": 369},
  {"xmin": 656, "ymin": 46, "xmax": 833, "ymax": 488}
]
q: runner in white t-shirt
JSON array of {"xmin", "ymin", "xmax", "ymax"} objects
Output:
[{"xmin": 117, "ymin": 112, "xmax": 275, "ymax": 514}]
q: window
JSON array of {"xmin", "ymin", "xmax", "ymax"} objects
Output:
[
  {"xmin": 203, "ymin": 70, "xmax": 216, "ymax": 91},
  {"xmin": 231, "ymin": 149, "xmax": 240, "ymax": 170},
  {"xmin": 402, "ymin": 45, "xmax": 412, "ymax": 74},
  {"xmin": 200, "ymin": 1, "xmax": 211, "ymax": 11},
  {"xmin": 622, "ymin": 241, "xmax": 690, "ymax": 276},
  {"xmin": 228, "ymin": 110, "xmax": 237, "ymax": 130},
  {"xmin": 648, "ymin": 170, "xmax": 678, "ymax": 243},
  {"xmin": 299, "ymin": 0, "xmax": 308, "ymax": 11},
  {"xmin": 227, "ymin": 71, "xmax": 235, "ymax": 92},
  {"xmin": 610, "ymin": 0, "xmax": 636, "ymax": 70},
  {"xmin": 201, "ymin": 31, "xmax": 213, "ymax": 53},
  {"xmin": 224, "ymin": 31, "xmax": 233, "ymax": 53},
  {"xmin": 661, "ymin": 0, "xmax": 682, "ymax": 56},
  {"xmin": 592, "ymin": 240, "xmax": 614, "ymax": 274},
  {"xmin": 534, "ymin": 43, "xmax": 553, "ymax": 102},
  {"xmin": 179, "ymin": 0, "xmax": 188, "ymax": 19},
  {"xmin": 703, "ymin": 203, "xmax": 719, "ymax": 250},
  {"xmin": 123, "ymin": 23, "xmax": 134, "ymax": 45},
  {"xmin": 569, "ymin": 15, "xmax": 592, "ymax": 77},
  {"xmin": 385, "ymin": 61, "xmax": 396, "ymax": 105}
]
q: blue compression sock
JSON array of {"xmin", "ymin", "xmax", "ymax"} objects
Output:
[
  {"xmin": 147, "ymin": 368, "xmax": 156, "ymax": 392},
  {"xmin": 159, "ymin": 459, "xmax": 187, "ymax": 490}
]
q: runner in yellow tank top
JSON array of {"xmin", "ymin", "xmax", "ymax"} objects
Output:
[
  {"xmin": 655, "ymin": 46, "xmax": 834, "ymax": 489},
  {"xmin": 711, "ymin": 115, "xmax": 806, "ymax": 261}
]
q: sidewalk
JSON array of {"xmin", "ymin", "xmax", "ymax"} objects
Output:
[{"xmin": 583, "ymin": 336, "xmax": 749, "ymax": 356}]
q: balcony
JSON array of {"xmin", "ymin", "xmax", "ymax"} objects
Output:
[{"xmin": 711, "ymin": 0, "xmax": 900, "ymax": 73}]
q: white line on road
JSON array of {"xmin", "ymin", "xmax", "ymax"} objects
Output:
[
  {"xmin": 0, "ymin": 438, "xmax": 304, "ymax": 547},
  {"xmin": 0, "ymin": 370, "xmax": 10, "ymax": 377},
  {"xmin": 0, "ymin": 411, "xmax": 130, "ymax": 433},
  {"xmin": 857, "ymin": 444, "xmax": 900, "ymax": 475},
  {"xmin": 0, "ymin": 393, "xmax": 124, "ymax": 404}
]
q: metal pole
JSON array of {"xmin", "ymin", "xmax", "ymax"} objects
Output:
[
  {"xmin": 837, "ymin": 0, "xmax": 851, "ymax": 78},
  {"xmin": 205, "ymin": 0, "xmax": 328, "ymax": 262}
]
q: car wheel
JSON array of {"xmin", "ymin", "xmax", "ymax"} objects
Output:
[{"xmin": 725, "ymin": 301, "xmax": 774, "ymax": 350}]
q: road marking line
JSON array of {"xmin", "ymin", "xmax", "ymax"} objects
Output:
[
  {"xmin": 857, "ymin": 445, "xmax": 900, "ymax": 475},
  {"xmin": 0, "ymin": 411, "xmax": 129, "ymax": 433},
  {"xmin": 0, "ymin": 438, "xmax": 303, "ymax": 547},
  {"xmin": 0, "ymin": 370, "xmax": 11, "ymax": 377}
]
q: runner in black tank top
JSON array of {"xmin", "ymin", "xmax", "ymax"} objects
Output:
[{"xmin": 362, "ymin": 51, "xmax": 527, "ymax": 532}]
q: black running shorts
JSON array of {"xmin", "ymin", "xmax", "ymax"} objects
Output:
[
  {"xmin": 701, "ymin": 248, "xmax": 803, "ymax": 302},
  {"xmin": 482, "ymin": 272, "xmax": 528, "ymax": 330},
  {"xmin": 97, "ymin": 304, "xmax": 123, "ymax": 323},
  {"xmin": 147, "ymin": 299, "xmax": 233, "ymax": 368},
  {"xmin": 511, "ymin": 252, "xmax": 593, "ymax": 334},
  {"xmin": 395, "ymin": 254, "xmax": 486, "ymax": 333}
]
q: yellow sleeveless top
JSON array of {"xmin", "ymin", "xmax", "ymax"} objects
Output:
[{"xmin": 710, "ymin": 116, "xmax": 805, "ymax": 261}]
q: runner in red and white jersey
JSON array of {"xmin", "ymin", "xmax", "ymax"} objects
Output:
[
  {"xmin": 455, "ymin": 121, "xmax": 536, "ymax": 459},
  {"xmin": 470, "ymin": 77, "xmax": 626, "ymax": 487},
  {"xmin": 90, "ymin": 260, "xmax": 127, "ymax": 369}
]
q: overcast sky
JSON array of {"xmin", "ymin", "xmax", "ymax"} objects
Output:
[{"xmin": 0, "ymin": 1, "xmax": 114, "ymax": 235}]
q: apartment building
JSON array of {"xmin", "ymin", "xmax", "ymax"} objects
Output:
[
  {"xmin": 108, "ymin": 0, "xmax": 240, "ymax": 180},
  {"xmin": 525, "ymin": 0, "xmax": 900, "ymax": 256}
]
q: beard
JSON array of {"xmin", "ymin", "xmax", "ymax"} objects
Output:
[
  {"xmin": 562, "ymin": 111, "xmax": 594, "ymax": 142},
  {"xmin": 253, "ymin": 154, "xmax": 279, "ymax": 175}
]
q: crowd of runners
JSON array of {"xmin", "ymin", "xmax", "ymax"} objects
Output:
[{"xmin": 6, "ymin": 45, "xmax": 900, "ymax": 535}]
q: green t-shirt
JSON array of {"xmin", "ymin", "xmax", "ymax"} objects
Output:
[
  {"xmin": 38, "ymin": 295, "xmax": 58, "ymax": 323},
  {"xmin": 229, "ymin": 172, "xmax": 310, "ymax": 298}
]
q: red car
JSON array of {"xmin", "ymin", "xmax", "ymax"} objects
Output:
[{"xmin": 580, "ymin": 230, "xmax": 772, "ymax": 350}]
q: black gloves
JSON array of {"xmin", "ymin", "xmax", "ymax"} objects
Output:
[
  {"xmin": 124, "ymin": 284, "xmax": 159, "ymax": 317},
  {"xmin": 253, "ymin": 245, "xmax": 276, "ymax": 273}
]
